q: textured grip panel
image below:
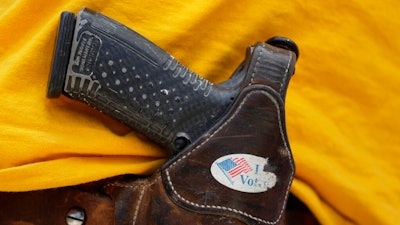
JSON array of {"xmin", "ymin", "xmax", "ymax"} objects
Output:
[
  {"xmin": 63, "ymin": 9, "xmax": 237, "ymax": 153},
  {"xmin": 47, "ymin": 12, "xmax": 75, "ymax": 98},
  {"xmin": 54, "ymin": 8, "xmax": 297, "ymax": 154}
]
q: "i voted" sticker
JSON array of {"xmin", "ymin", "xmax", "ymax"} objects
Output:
[{"xmin": 210, "ymin": 154, "xmax": 277, "ymax": 193}]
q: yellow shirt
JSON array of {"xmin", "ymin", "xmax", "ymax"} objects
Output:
[{"xmin": 0, "ymin": 0, "xmax": 399, "ymax": 224}]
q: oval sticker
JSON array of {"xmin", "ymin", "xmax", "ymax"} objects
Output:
[{"xmin": 210, "ymin": 154, "xmax": 277, "ymax": 193}]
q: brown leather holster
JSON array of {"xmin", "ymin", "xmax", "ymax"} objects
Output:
[{"xmin": 0, "ymin": 44, "xmax": 299, "ymax": 225}]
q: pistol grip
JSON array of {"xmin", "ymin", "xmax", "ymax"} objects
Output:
[{"xmin": 48, "ymin": 8, "xmax": 298, "ymax": 155}]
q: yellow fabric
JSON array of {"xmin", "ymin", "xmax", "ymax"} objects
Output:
[{"xmin": 0, "ymin": 0, "xmax": 399, "ymax": 224}]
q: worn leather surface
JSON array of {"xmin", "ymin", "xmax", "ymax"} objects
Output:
[
  {"xmin": 161, "ymin": 86, "xmax": 293, "ymax": 224},
  {"xmin": 0, "ymin": 44, "xmax": 296, "ymax": 225},
  {"xmin": 0, "ymin": 178, "xmax": 319, "ymax": 225},
  {"xmin": 105, "ymin": 173, "xmax": 245, "ymax": 225},
  {"xmin": 0, "ymin": 182, "xmax": 115, "ymax": 225}
]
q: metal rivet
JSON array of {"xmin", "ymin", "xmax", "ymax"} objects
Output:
[
  {"xmin": 66, "ymin": 207, "xmax": 86, "ymax": 225},
  {"xmin": 173, "ymin": 132, "xmax": 191, "ymax": 152}
]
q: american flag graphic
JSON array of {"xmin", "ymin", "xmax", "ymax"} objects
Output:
[{"xmin": 217, "ymin": 157, "xmax": 253, "ymax": 178}]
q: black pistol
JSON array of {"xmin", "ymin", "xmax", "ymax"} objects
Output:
[{"xmin": 47, "ymin": 8, "xmax": 299, "ymax": 155}]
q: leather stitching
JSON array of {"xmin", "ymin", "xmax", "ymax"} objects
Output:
[
  {"xmin": 249, "ymin": 49, "xmax": 262, "ymax": 84},
  {"xmin": 279, "ymin": 53, "xmax": 293, "ymax": 94},
  {"xmin": 105, "ymin": 175, "xmax": 161, "ymax": 189},
  {"xmin": 132, "ymin": 186, "xmax": 146, "ymax": 225},
  {"xmin": 105, "ymin": 176, "xmax": 161, "ymax": 225},
  {"xmin": 165, "ymin": 88, "xmax": 295, "ymax": 224}
]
